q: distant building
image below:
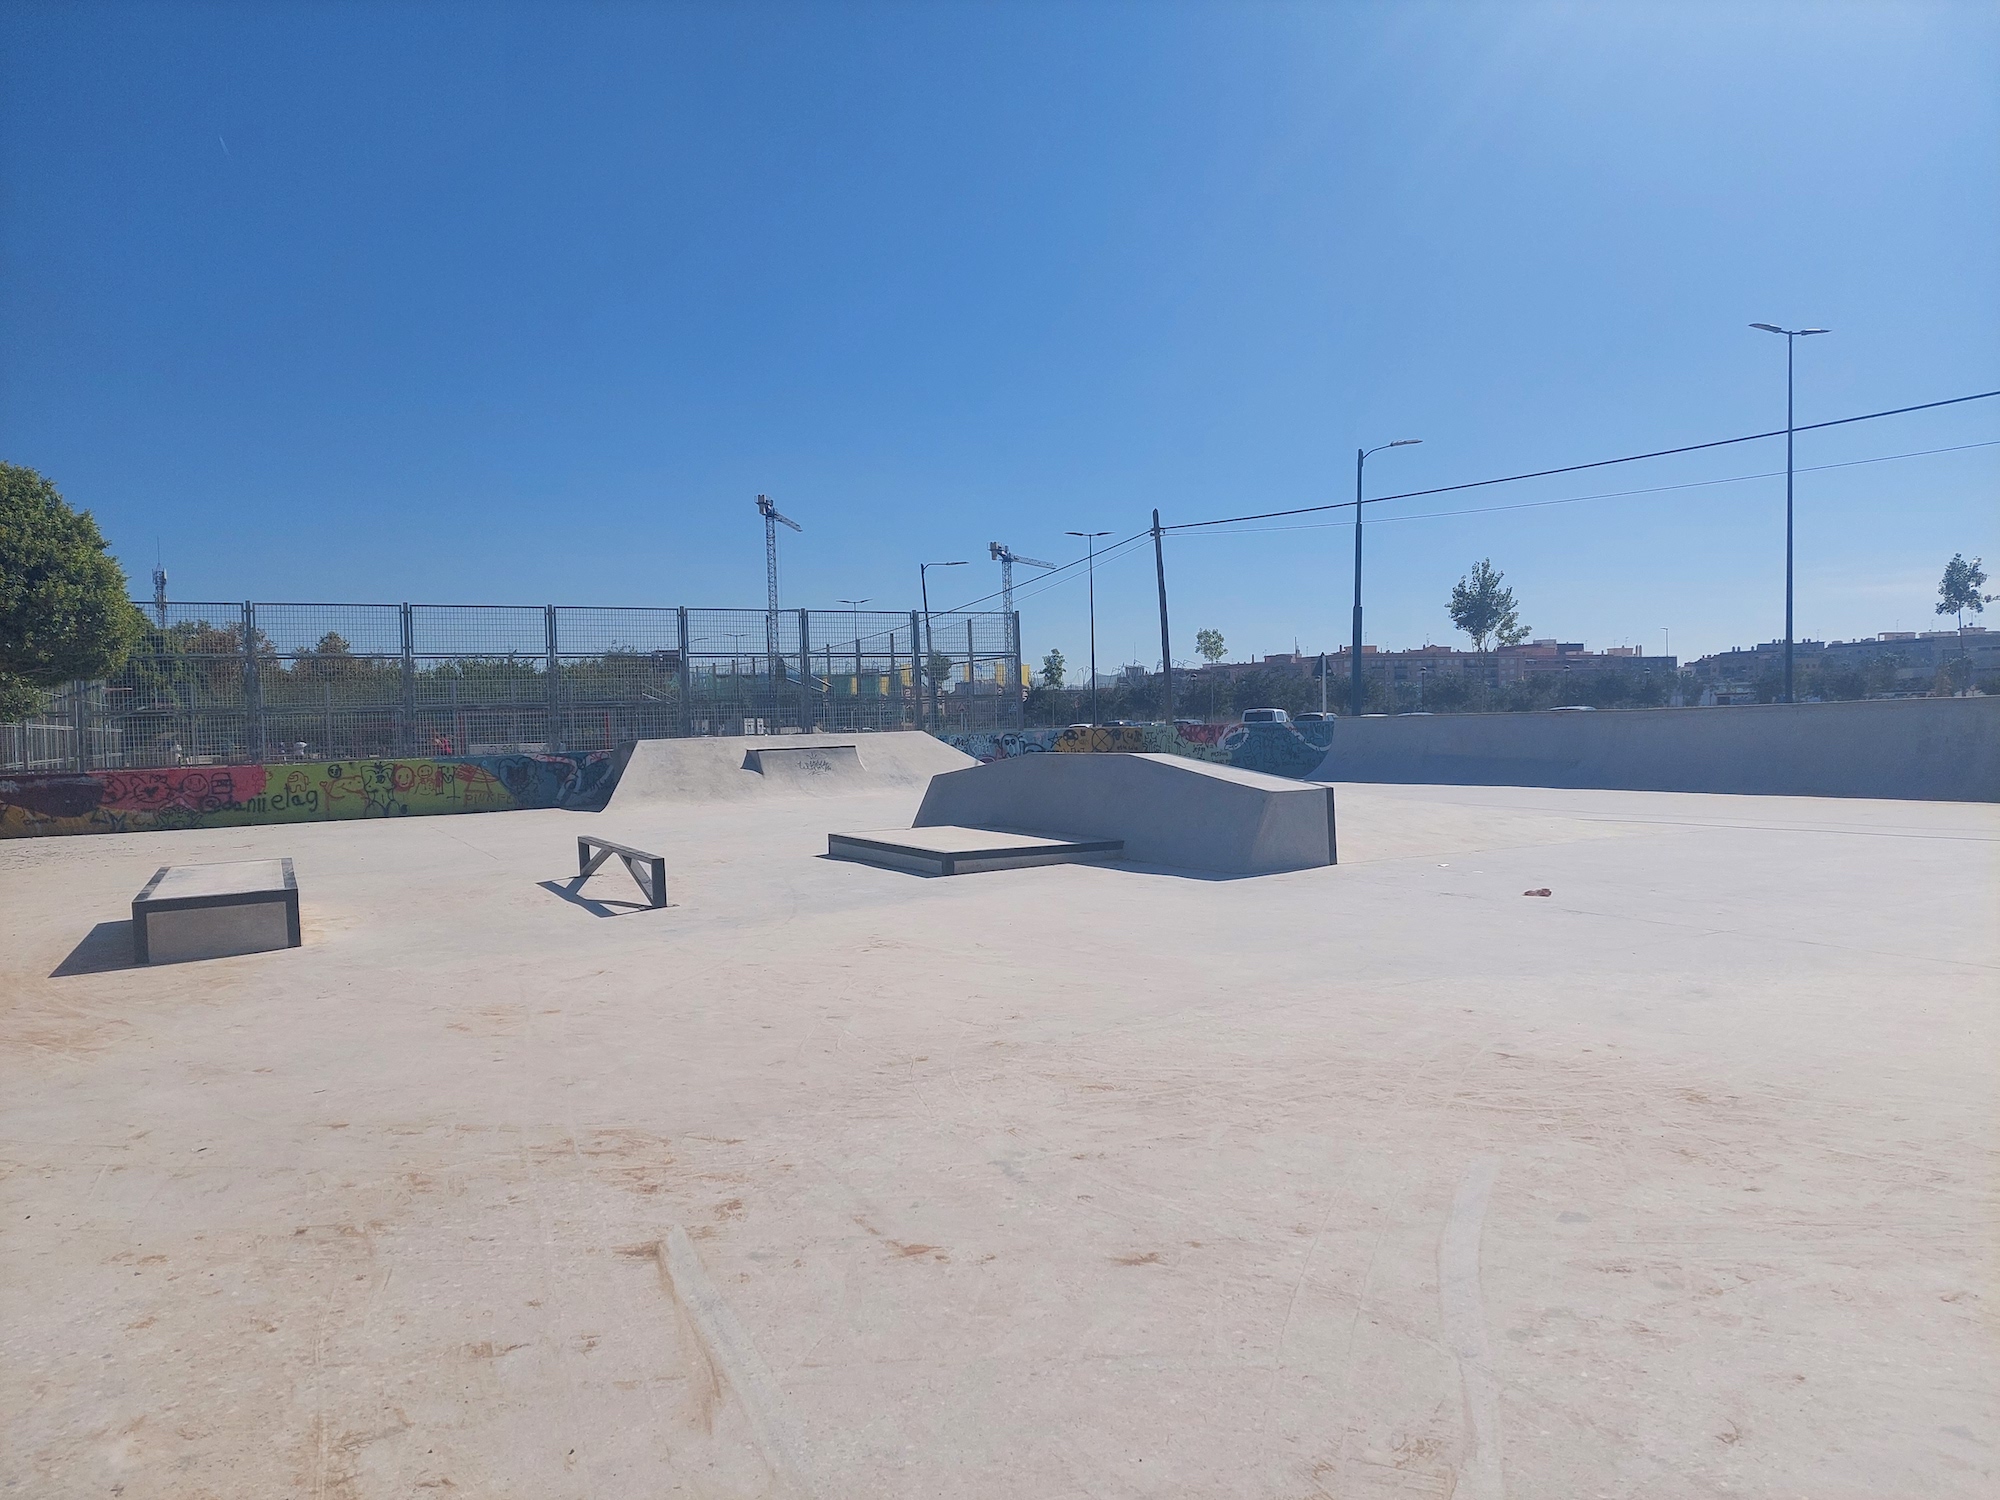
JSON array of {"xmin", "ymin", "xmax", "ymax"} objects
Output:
[{"xmin": 1689, "ymin": 628, "xmax": 1995, "ymax": 695}]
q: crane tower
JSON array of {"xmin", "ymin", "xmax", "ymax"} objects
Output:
[
  {"xmin": 988, "ymin": 542, "xmax": 1053, "ymax": 680},
  {"xmin": 757, "ymin": 494, "xmax": 802, "ymax": 722}
]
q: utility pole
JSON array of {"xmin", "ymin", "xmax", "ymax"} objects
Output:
[
  {"xmin": 1351, "ymin": 440, "xmax": 1422, "ymax": 717},
  {"xmin": 1151, "ymin": 510, "xmax": 1174, "ymax": 724},
  {"xmin": 1750, "ymin": 324, "xmax": 1830, "ymax": 703},
  {"xmin": 756, "ymin": 494, "xmax": 802, "ymax": 730}
]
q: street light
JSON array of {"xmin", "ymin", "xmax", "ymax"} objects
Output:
[
  {"xmin": 1351, "ymin": 440, "xmax": 1422, "ymax": 717},
  {"xmin": 1750, "ymin": 323, "xmax": 1830, "ymax": 703},
  {"xmin": 917, "ymin": 563, "xmax": 965, "ymax": 732},
  {"xmin": 1066, "ymin": 530, "xmax": 1112, "ymax": 727}
]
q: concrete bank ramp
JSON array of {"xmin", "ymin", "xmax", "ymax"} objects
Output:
[
  {"xmin": 1312, "ymin": 696, "xmax": 2000, "ymax": 802},
  {"xmin": 607, "ymin": 731, "xmax": 974, "ymax": 808},
  {"xmin": 915, "ymin": 752, "xmax": 1337, "ymax": 875}
]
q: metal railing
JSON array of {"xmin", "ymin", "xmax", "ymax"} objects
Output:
[{"xmin": 4, "ymin": 602, "xmax": 1023, "ymax": 772}]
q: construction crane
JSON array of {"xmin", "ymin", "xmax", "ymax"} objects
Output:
[
  {"xmin": 757, "ymin": 495, "xmax": 802, "ymax": 726},
  {"xmin": 988, "ymin": 542, "xmax": 1054, "ymax": 681}
]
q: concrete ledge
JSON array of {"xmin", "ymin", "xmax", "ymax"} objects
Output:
[
  {"xmin": 914, "ymin": 753, "xmax": 1338, "ymax": 875},
  {"xmin": 1318, "ymin": 696, "xmax": 2000, "ymax": 802},
  {"xmin": 132, "ymin": 858, "xmax": 301, "ymax": 964},
  {"xmin": 828, "ymin": 826, "xmax": 1124, "ymax": 877}
]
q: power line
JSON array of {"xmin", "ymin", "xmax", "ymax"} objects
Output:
[
  {"xmin": 1171, "ymin": 438, "xmax": 2000, "ymax": 540},
  {"xmin": 1162, "ymin": 388, "xmax": 2000, "ymax": 534}
]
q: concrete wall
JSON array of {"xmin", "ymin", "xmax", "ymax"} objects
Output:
[
  {"xmin": 1316, "ymin": 696, "xmax": 2000, "ymax": 802},
  {"xmin": 915, "ymin": 752, "xmax": 1337, "ymax": 874},
  {"xmin": 0, "ymin": 751, "xmax": 618, "ymax": 838}
]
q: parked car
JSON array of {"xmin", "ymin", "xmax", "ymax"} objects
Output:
[
  {"xmin": 1240, "ymin": 707, "xmax": 1290, "ymax": 724},
  {"xmin": 1293, "ymin": 711, "xmax": 1335, "ymax": 724}
]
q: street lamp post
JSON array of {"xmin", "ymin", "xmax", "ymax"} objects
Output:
[
  {"xmin": 837, "ymin": 600, "xmax": 870, "ymax": 720},
  {"xmin": 1750, "ymin": 323, "xmax": 1830, "ymax": 703},
  {"xmin": 1066, "ymin": 530, "xmax": 1112, "ymax": 726},
  {"xmin": 918, "ymin": 563, "xmax": 965, "ymax": 732},
  {"xmin": 1351, "ymin": 440, "xmax": 1422, "ymax": 717}
]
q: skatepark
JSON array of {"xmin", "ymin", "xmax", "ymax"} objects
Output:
[{"xmin": 2, "ymin": 733, "xmax": 1995, "ymax": 1497}]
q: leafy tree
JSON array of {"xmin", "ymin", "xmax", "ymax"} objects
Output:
[
  {"xmin": 1935, "ymin": 554, "xmax": 1992, "ymax": 630},
  {"xmin": 1448, "ymin": 559, "xmax": 1530, "ymax": 652},
  {"xmin": 1040, "ymin": 648, "xmax": 1066, "ymax": 688},
  {"xmin": 0, "ymin": 463, "xmax": 146, "ymax": 719},
  {"xmin": 1195, "ymin": 627, "xmax": 1226, "ymax": 664},
  {"xmin": 926, "ymin": 649, "xmax": 956, "ymax": 688}
]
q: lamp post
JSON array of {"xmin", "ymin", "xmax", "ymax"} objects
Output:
[
  {"xmin": 1066, "ymin": 530, "xmax": 1112, "ymax": 726},
  {"xmin": 1351, "ymin": 440, "xmax": 1422, "ymax": 717},
  {"xmin": 918, "ymin": 563, "xmax": 964, "ymax": 732},
  {"xmin": 837, "ymin": 600, "xmax": 870, "ymax": 716},
  {"xmin": 1750, "ymin": 323, "xmax": 1830, "ymax": 703}
]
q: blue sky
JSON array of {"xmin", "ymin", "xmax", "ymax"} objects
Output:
[{"xmin": 3, "ymin": 0, "xmax": 1995, "ymax": 667}]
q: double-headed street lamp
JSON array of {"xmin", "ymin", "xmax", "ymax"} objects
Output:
[
  {"xmin": 1066, "ymin": 530, "xmax": 1112, "ymax": 726},
  {"xmin": 917, "ymin": 562, "xmax": 964, "ymax": 731},
  {"xmin": 1750, "ymin": 322, "xmax": 1830, "ymax": 703},
  {"xmin": 1351, "ymin": 439, "xmax": 1422, "ymax": 717}
]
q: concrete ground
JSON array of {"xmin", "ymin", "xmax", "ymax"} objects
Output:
[{"xmin": 2, "ymin": 779, "xmax": 1995, "ymax": 1498}]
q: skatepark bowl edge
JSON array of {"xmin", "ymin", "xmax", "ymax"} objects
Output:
[{"xmin": 2, "ymin": 734, "xmax": 1996, "ymax": 1498}]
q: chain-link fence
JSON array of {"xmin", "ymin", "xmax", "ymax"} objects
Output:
[{"xmin": 3, "ymin": 601, "xmax": 1023, "ymax": 771}]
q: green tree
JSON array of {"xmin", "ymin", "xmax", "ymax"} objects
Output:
[
  {"xmin": 0, "ymin": 463, "xmax": 145, "ymax": 719},
  {"xmin": 926, "ymin": 649, "xmax": 956, "ymax": 688},
  {"xmin": 1195, "ymin": 627, "xmax": 1226, "ymax": 664},
  {"xmin": 1040, "ymin": 648, "xmax": 1066, "ymax": 688},
  {"xmin": 1448, "ymin": 559, "xmax": 1530, "ymax": 652},
  {"xmin": 1935, "ymin": 554, "xmax": 1992, "ymax": 630}
]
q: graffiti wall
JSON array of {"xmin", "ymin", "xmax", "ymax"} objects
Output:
[
  {"xmin": 0, "ymin": 751, "xmax": 618, "ymax": 839},
  {"xmin": 941, "ymin": 721, "xmax": 1336, "ymax": 780}
]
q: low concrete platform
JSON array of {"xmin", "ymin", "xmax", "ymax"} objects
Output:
[
  {"xmin": 828, "ymin": 824, "xmax": 1123, "ymax": 876},
  {"xmin": 130, "ymin": 857, "xmax": 301, "ymax": 964}
]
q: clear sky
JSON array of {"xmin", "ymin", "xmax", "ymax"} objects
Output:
[{"xmin": 3, "ymin": 0, "xmax": 1995, "ymax": 667}]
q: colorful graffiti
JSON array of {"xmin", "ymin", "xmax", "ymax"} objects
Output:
[
  {"xmin": 0, "ymin": 751, "xmax": 618, "ymax": 839},
  {"xmin": 941, "ymin": 720, "xmax": 1336, "ymax": 780}
]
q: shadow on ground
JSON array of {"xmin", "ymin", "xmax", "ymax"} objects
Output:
[{"xmin": 51, "ymin": 921, "xmax": 139, "ymax": 978}]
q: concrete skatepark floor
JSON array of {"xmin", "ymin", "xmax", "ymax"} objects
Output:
[{"xmin": 2, "ymin": 778, "xmax": 1995, "ymax": 1497}]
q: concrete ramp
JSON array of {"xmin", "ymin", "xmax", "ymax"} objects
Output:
[
  {"xmin": 607, "ymin": 731, "xmax": 974, "ymax": 809},
  {"xmin": 914, "ymin": 752, "xmax": 1337, "ymax": 875}
]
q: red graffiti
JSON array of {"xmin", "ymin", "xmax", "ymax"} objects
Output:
[{"xmin": 94, "ymin": 765, "xmax": 268, "ymax": 814}]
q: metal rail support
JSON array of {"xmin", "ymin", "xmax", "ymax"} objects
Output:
[{"xmin": 576, "ymin": 835, "xmax": 668, "ymax": 909}]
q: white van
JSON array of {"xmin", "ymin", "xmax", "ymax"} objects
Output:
[{"xmin": 1240, "ymin": 707, "xmax": 1290, "ymax": 725}]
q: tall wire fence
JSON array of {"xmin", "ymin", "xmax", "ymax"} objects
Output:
[{"xmin": 2, "ymin": 602, "xmax": 1023, "ymax": 772}]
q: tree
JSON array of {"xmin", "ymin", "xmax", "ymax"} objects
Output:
[
  {"xmin": 0, "ymin": 463, "xmax": 145, "ymax": 719},
  {"xmin": 926, "ymin": 649, "xmax": 956, "ymax": 689},
  {"xmin": 1195, "ymin": 628, "xmax": 1226, "ymax": 664},
  {"xmin": 1040, "ymin": 648, "xmax": 1066, "ymax": 688},
  {"xmin": 1935, "ymin": 554, "xmax": 1992, "ymax": 631},
  {"xmin": 1448, "ymin": 559, "xmax": 1530, "ymax": 652}
]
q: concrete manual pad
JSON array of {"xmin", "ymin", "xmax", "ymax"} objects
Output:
[
  {"xmin": 916, "ymin": 751, "xmax": 1338, "ymax": 874},
  {"xmin": 828, "ymin": 824, "xmax": 1123, "ymax": 876},
  {"xmin": 130, "ymin": 857, "xmax": 300, "ymax": 964}
]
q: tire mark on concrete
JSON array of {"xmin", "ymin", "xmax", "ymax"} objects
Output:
[
  {"xmin": 1439, "ymin": 1157, "xmax": 1504, "ymax": 1500},
  {"xmin": 657, "ymin": 1224, "xmax": 818, "ymax": 1498}
]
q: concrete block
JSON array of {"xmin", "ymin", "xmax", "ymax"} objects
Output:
[
  {"xmin": 914, "ymin": 753, "xmax": 1337, "ymax": 875},
  {"xmin": 132, "ymin": 858, "xmax": 301, "ymax": 964},
  {"xmin": 828, "ymin": 825, "xmax": 1124, "ymax": 877}
]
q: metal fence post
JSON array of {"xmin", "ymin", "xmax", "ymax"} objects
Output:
[
  {"xmin": 797, "ymin": 608, "xmax": 812, "ymax": 731},
  {"xmin": 677, "ymin": 606, "xmax": 692, "ymax": 737},
  {"xmin": 243, "ymin": 602, "xmax": 265, "ymax": 763},
  {"xmin": 1010, "ymin": 610, "xmax": 1023, "ymax": 729},
  {"xmin": 399, "ymin": 603, "xmax": 416, "ymax": 755},
  {"xmin": 909, "ymin": 610, "xmax": 922, "ymax": 731},
  {"xmin": 544, "ymin": 605, "xmax": 563, "ymax": 753},
  {"xmin": 71, "ymin": 679, "xmax": 91, "ymax": 772}
]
